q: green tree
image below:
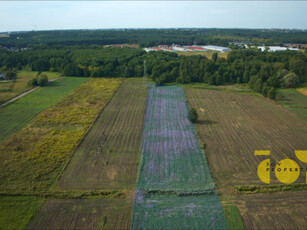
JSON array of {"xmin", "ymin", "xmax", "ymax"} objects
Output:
[
  {"xmin": 281, "ymin": 72, "xmax": 300, "ymax": 88},
  {"xmin": 212, "ymin": 53, "xmax": 218, "ymax": 62},
  {"xmin": 1, "ymin": 66, "xmax": 7, "ymax": 72},
  {"xmin": 254, "ymin": 78, "xmax": 263, "ymax": 93},
  {"xmin": 6, "ymin": 69, "xmax": 17, "ymax": 82},
  {"xmin": 188, "ymin": 108, "xmax": 198, "ymax": 123},
  {"xmin": 37, "ymin": 74, "xmax": 49, "ymax": 86},
  {"xmin": 267, "ymin": 87, "xmax": 276, "ymax": 100}
]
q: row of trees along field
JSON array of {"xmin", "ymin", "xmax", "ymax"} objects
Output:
[
  {"xmin": 1, "ymin": 29, "xmax": 307, "ymax": 48},
  {"xmin": 0, "ymin": 45, "xmax": 306, "ymax": 99}
]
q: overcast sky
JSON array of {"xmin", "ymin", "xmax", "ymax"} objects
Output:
[{"xmin": 0, "ymin": 1, "xmax": 307, "ymax": 32}]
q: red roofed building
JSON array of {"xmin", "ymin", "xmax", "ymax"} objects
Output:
[{"xmin": 188, "ymin": 46, "xmax": 205, "ymax": 51}]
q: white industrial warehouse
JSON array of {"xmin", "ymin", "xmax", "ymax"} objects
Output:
[
  {"xmin": 258, "ymin": 46, "xmax": 299, "ymax": 52},
  {"xmin": 201, "ymin": 45, "xmax": 231, "ymax": 52},
  {"xmin": 143, "ymin": 44, "xmax": 232, "ymax": 53}
]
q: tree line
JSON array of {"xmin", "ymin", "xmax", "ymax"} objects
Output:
[
  {"xmin": 1, "ymin": 29, "xmax": 307, "ymax": 48},
  {"xmin": 0, "ymin": 45, "xmax": 306, "ymax": 99}
]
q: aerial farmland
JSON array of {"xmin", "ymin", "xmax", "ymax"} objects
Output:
[{"xmin": 1, "ymin": 3, "xmax": 307, "ymax": 229}]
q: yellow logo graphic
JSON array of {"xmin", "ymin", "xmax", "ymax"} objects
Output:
[
  {"xmin": 257, "ymin": 159, "xmax": 270, "ymax": 184},
  {"xmin": 256, "ymin": 150, "xmax": 306, "ymax": 184}
]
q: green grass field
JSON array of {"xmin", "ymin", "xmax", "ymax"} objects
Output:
[
  {"xmin": 277, "ymin": 88, "xmax": 307, "ymax": 120},
  {"xmin": 222, "ymin": 204, "xmax": 245, "ymax": 230},
  {"xmin": 0, "ymin": 70, "xmax": 61, "ymax": 104},
  {"xmin": 0, "ymin": 77, "xmax": 88, "ymax": 142},
  {"xmin": 0, "ymin": 196, "xmax": 44, "ymax": 230}
]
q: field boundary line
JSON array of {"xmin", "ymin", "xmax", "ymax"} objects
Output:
[
  {"xmin": 0, "ymin": 190, "xmax": 125, "ymax": 199},
  {"xmin": 236, "ymin": 183, "xmax": 307, "ymax": 194},
  {"xmin": 50, "ymin": 79, "xmax": 124, "ymax": 191}
]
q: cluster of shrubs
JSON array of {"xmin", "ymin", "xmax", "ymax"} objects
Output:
[
  {"xmin": 188, "ymin": 108, "xmax": 198, "ymax": 123},
  {"xmin": 28, "ymin": 72, "xmax": 49, "ymax": 87}
]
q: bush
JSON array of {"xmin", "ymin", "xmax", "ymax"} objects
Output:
[
  {"xmin": 27, "ymin": 77, "xmax": 38, "ymax": 87},
  {"xmin": 37, "ymin": 74, "xmax": 49, "ymax": 86},
  {"xmin": 267, "ymin": 87, "xmax": 276, "ymax": 100},
  {"xmin": 188, "ymin": 108, "xmax": 198, "ymax": 123}
]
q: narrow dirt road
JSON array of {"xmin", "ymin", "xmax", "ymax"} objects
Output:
[{"xmin": 0, "ymin": 78, "xmax": 60, "ymax": 108}]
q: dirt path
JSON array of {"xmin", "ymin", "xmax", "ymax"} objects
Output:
[{"xmin": 0, "ymin": 78, "xmax": 60, "ymax": 108}]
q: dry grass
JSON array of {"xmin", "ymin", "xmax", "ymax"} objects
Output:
[
  {"xmin": 0, "ymin": 78, "xmax": 121, "ymax": 194},
  {"xmin": 185, "ymin": 88, "xmax": 307, "ymax": 189},
  {"xmin": 58, "ymin": 79, "xmax": 148, "ymax": 190},
  {"xmin": 28, "ymin": 196, "xmax": 133, "ymax": 229},
  {"xmin": 234, "ymin": 191, "xmax": 307, "ymax": 229},
  {"xmin": 297, "ymin": 87, "xmax": 307, "ymax": 96}
]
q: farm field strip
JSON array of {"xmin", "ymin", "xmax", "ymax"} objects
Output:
[
  {"xmin": 28, "ymin": 79, "xmax": 146, "ymax": 229},
  {"xmin": 132, "ymin": 190, "xmax": 228, "ymax": 229},
  {"xmin": 58, "ymin": 80, "xmax": 148, "ymax": 190},
  {"xmin": 137, "ymin": 85, "xmax": 214, "ymax": 191},
  {"xmin": 132, "ymin": 85, "xmax": 228, "ymax": 229},
  {"xmin": 234, "ymin": 191, "xmax": 307, "ymax": 229},
  {"xmin": 0, "ymin": 77, "xmax": 88, "ymax": 142},
  {"xmin": 28, "ymin": 198, "xmax": 132, "ymax": 230},
  {"xmin": 0, "ymin": 78, "xmax": 121, "ymax": 194},
  {"xmin": 185, "ymin": 88, "xmax": 307, "ymax": 187}
]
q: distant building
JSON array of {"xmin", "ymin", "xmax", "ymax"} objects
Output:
[
  {"xmin": 172, "ymin": 46, "xmax": 187, "ymax": 52},
  {"xmin": 143, "ymin": 48, "xmax": 155, "ymax": 52},
  {"xmin": 258, "ymin": 46, "xmax": 299, "ymax": 52},
  {"xmin": 187, "ymin": 46, "xmax": 206, "ymax": 51},
  {"xmin": 0, "ymin": 74, "xmax": 6, "ymax": 80},
  {"xmin": 202, "ymin": 45, "xmax": 231, "ymax": 52},
  {"xmin": 152, "ymin": 47, "xmax": 162, "ymax": 51}
]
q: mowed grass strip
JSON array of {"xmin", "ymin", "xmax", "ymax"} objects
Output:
[
  {"xmin": 28, "ymin": 198, "xmax": 132, "ymax": 230},
  {"xmin": 0, "ymin": 77, "xmax": 88, "ymax": 142},
  {"xmin": 0, "ymin": 78, "xmax": 121, "ymax": 194},
  {"xmin": 277, "ymin": 88, "xmax": 307, "ymax": 120},
  {"xmin": 185, "ymin": 88, "xmax": 307, "ymax": 188},
  {"xmin": 58, "ymin": 79, "xmax": 148, "ymax": 190},
  {"xmin": 0, "ymin": 196, "xmax": 44, "ymax": 230}
]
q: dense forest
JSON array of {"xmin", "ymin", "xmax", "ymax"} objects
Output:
[
  {"xmin": 1, "ymin": 44, "xmax": 306, "ymax": 99},
  {"xmin": 0, "ymin": 29, "xmax": 307, "ymax": 99},
  {"xmin": 1, "ymin": 28, "xmax": 307, "ymax": 48}
]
